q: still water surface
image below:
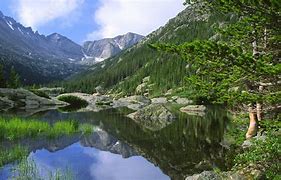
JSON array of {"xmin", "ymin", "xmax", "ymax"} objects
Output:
[{"xmin": 0, "ymin": 107, "xmax": 232, "ymax": 180}]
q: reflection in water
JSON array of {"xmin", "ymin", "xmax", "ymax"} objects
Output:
[
  {"xmin": 0, "ymin": 107, "xmax": 232, "ymax": 180},
  {"xmin": 30, "ymin": 143, "xmax": 169, "ymax": 180},
  {"xmin": 98, "ymin": 107, "xmax": 231, "ymax": 179}
]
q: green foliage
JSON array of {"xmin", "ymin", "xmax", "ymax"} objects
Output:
[
  {"xmin": 153, "ymin": 0, "xmax": 281, "ymax": 106},
  {"xmin": 58, "ymin": 95, "xmax": 88, "ymax": 107},
  {"xmin": 8, "ymin": 66, "xmax": 21, "ymax": 89},
  {"xmin": 233, "ymin": 129, "xmax": 281, "ymax": 179},
  {"xmin": 153, "ymin": 40, "xmax": 280, "ymax": 105}
]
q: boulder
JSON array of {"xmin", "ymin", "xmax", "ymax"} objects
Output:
[
  {"xmin": 171, "ymin": 96, "xmax": 179, "ymax": 101},
  {"xmin": 176, "ymin": 98, "xmax": 193, "ymax": 105},
  {"xmin": 127, "ymin": 104, "xmax": 176, "ymax": 131},
  {"xmin": 95, "ymin": 86, "xmax": 105, "ymax": 95},
  {"xmin": 151, "ymin": 97, "xmax": 167, "ymax": 104},
  {"xmin": 113, "ymin": 95, "xmax": 151, "ymax": 110},
  {"xmin": 180, "ymin": 105, "xmax": 207, "ymax": 112},
  {"xmin": 185, "ymin": 171, "xmax": 220, "ymax": 180},
  {"xmin": 38, "ymin": 87, "xmax": 64, "ymax": 97}
]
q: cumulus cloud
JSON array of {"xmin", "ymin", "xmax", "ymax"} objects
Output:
[
  {"xmin": 87, "ymin": 0, "xmax": 185, "ymax": 40},
  {"xmin": 13, "ymin": 0, "xmax": 84, "ymax": 29}
]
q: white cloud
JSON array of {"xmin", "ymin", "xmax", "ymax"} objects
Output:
[
  {"xmin": 13, "ymin": 0, "xmax": 84, "ymax": 29},
  {"xmin": 87, "ymin": 0, "xmax": 185, "ymax": 40}
]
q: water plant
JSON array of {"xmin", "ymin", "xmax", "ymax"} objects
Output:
[
  {"xmin": 12, "ymin": 158, "xmax": 74, "ymax": 180},
  {"xmin": 0, "ymin": 146, "xmax": 28, "ymax": 167}
]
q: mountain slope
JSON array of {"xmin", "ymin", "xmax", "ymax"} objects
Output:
[
  {"xmin": 63, "ymin": 4, "xmax": 235, "ymax": 95},
  {"xmin": 0, "ymin": 11, "xmax": 85, "ymax": 84},
  {"xmin": 82, "ymin": 32, "xmax": 144, "ymax": 65},
  {"xmin": 0, "ymin": 10, "xmax": 145, "ymax": 85}
]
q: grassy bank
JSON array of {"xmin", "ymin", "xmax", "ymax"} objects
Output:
[
  {"xmin": 0, "ymin": 117, "xmax": 94, "ymax": 141},
  {"xmin": 0, "ymin": 117, "xmax": 94, "ymax": 175}
]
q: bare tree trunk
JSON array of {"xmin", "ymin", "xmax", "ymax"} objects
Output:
[
  {"xmin": 246, "ymin": 105, "xmax": 258, "ymax": 139},
  {"xmin": 256, "ymin": 85, "xmax": 263, "ymax": 121},
  {"xmin": 256, "ymin": 28, "xmax": 267, "ymax": 121},
  {"xmin": 246, "ymin": 31, "xmax": 259, "ymax": 138}
]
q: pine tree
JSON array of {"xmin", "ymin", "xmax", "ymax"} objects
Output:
[
  {"xmin": 8, "ymin": 66, "xmax": 21, "ymax": 89},
  {"xmin": 153, "ymin": 0, "xmax": 281, "ymax": 138}
]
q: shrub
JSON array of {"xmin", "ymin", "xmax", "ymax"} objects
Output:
[{"xmin": 57, "ymin": 95, "xmax": 88, "ymax": 107}]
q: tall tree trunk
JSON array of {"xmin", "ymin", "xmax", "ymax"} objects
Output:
[{"xmin": 246, "ymin": 105, "xmax": 258, "ymax": 139}]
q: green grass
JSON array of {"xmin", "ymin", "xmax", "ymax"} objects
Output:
[
  {"xmin": 0, "ymin": 117, "xmax": 94, "ymax": 141},
  {"xmin": 0, "ymin": 146, "xmax": 28, "ymax": 167},
  {"xmin": 0, "ymin": 117, "xmax": 96, "ymax": 168},
  {"xmin": 58, "ymin": 95, "xmax": 88, "ymax": 107}
]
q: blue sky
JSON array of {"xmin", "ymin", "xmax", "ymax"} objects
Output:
[{"xmin": 0, "ymin": 0, "xmax": 184, "ymax": 44}]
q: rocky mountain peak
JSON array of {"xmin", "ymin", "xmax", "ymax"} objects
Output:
[{"xmin": 82, "ymin": 32, "xmax": 144, "ymax": 65}]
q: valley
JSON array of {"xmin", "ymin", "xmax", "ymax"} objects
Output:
[{"xmin": 0, "ymin": 1, "xmax": 280, "ymax": 180}]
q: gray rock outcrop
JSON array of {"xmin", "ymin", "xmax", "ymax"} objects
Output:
[
  {"xmin": 127, "ymin": 104, "xmax": 176, "ymax": 131},
  {"xmin": 113, "ymin": 95, "xmax": 151, "ymax": 110},
  {"xmin": 180, "ymin": 105, "xmax": 207, "ymax": 112},
  {"xmin": 0, "ymin": 88, "xmax": 67, "ymax": 111}
]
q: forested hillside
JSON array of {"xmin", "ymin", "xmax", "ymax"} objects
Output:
[{"xmin": 61, "ymin": 4, "xmax": 236, "ymax": 96}]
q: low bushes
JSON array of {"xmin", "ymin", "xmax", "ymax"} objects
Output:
[{"xmin": 57, "ymin": 95, "xmax": 88, "ymax": 107}]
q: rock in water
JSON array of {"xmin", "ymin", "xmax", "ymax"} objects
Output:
[
  {"xmin": 113, "ymin": 95, "xmax": 151, "ymax": 110},
  {"xmin": 180, "ymin": 105, "xmax": 207, "ymax": 112},
  {"xmin": 127, "ymin": 104, "xmax": 176, "ymax": 131},
  {"xmin": 185, "ymin": 171, "xmax": 220, "ymax": 180}
]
